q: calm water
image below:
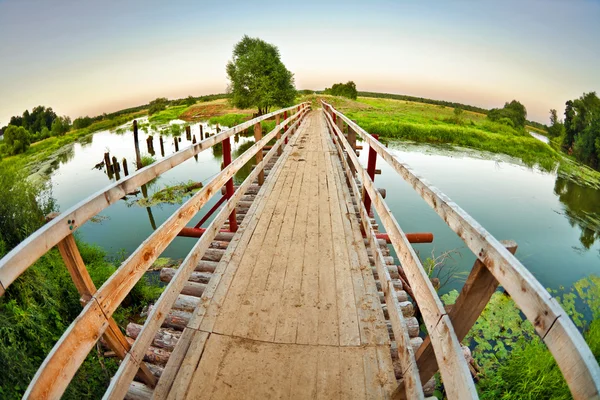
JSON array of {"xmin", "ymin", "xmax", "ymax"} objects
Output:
[{"xmin": 45, "ymin": 120, "xmax": 599, "ymax": 295}]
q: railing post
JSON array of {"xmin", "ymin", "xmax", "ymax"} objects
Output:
[
  {"xmin": 254, "ymin": 122, "xmax": 265, "ymax": 185},
  {"xmin": 50, "ymin": 222, "xmax": 157, "ymax": 387},
  {"xmin": 347, "ymin": 125, "xmax": 357, "ymax": 172},
  {"xmin": 363, "ymin": 134, "xmax": 379, "ymax": 215},
  {"xmin": 283, "ymin": 111, "xmax": 288, "ymax": 145},
  {"xmin": 276, "ymin": 114, "xmax": 282, "ymax": 155},
  {"xmin": 199, "ymin": 125, "xmax": 204, "ymax": 141},
  {"xmin": 222, "ymin": 137, "xmax": 238, "ymax": 232}
]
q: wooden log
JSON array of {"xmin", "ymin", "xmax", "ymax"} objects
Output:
[
  {"xmin": 160, "ymin": 268, "xmax": 212, "ymax": 284},
  {"xmin": 125, "ymin": 381, "xmax": 153, "ymax": 400},
  {"xmin": 201, "ymin": 248, "xmax": 225, "ymax": 262},
  {"xmin": 159, "ymin": 136, "xmax": 164, "ymax": 157},
  {"xmin": 180, "ymin": 281, "xmax": 206, "ymax": 297},
  {"xmin": 160, "ymin": 309, "xmax": 191, "ymax": 331},
  {"xmin": 195, "ymin": 260, "xmax": 218, "ymax": 273},
  {"xmin": 126, "ymin": 323, "xmax": 181, "ymax": 352},
  {"xmin": 123, "ymin": 158, "xmax": 129, "ymax": 176},
  {"xmin": 174, "ymin": 137, "xmax": 179, "ymax": 152},
  {"xmin": 172, "ymin": 294, "xmax": 201, "ymax": 312},
  {"xmin": 209, "ymin": 240, "xmax": 230, "ymax": 250},
  {"xmin": 125, "ymin": 337, "xmax": 170, "ymax": 366},
  {"xmin": 104, "ymin": 152, "xmax": 113, "ymax": 175}
]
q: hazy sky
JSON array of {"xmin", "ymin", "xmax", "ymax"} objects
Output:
[{"xmin": 1, "ymin": 0, "xmax": 599, "ymax": 124}]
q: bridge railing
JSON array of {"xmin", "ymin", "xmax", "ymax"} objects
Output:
[
  {"xmin": 0, "ymin": 102, "xmax": 310, "ymax": 399},
  {"xmin": 321, "ymin": 100, "xmax": 600, "ymax": 400}
]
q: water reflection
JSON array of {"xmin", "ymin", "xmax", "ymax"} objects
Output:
[{"xmin": 554, "ymin": 176, "xmax": 600, "ymax": 249}]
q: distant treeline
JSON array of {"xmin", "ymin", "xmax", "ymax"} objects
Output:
[{"xmin": 0, "ymin": 93, "xmax": 230, "ymax": 156}]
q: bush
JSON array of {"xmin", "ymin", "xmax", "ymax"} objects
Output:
[{"xmin": 3, "ymin": 125, "xmax": 31, "ymax": 155}]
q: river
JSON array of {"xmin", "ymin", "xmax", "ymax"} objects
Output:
[{"xmin": 44, "ymin": 118, "xmax": 600, "ymax": 296}]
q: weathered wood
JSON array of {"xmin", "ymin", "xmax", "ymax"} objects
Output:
[
  {"xmin": 133, "ymin": 120, "xmax": 142, "ymax": 169},
  {"xmin": 324, "ymin": 100, "xmax": 600, "ymax": 399},
  {"xmin": 414, "ymin": 241, "xmax": 517, "ymax": 386},
  {"xmin": 126, "ymin": 323, "xmax": 181, "ymax": 352},
  {"xmin": 324, "ymin": 107, "xmax": 477, "ymax": 399},
  {"xmin": 125, "ymin": 381, "xmax": 152, "ymax": 400}
]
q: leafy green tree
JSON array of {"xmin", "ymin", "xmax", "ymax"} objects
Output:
[
  {"xmin": 324, "ymin": 81, "xmax": 358, "ymax": 100},
  {"xmin": 50, "ymin": 116, "xmax": 71, "ymax": 136},
  {"xmin": 547, "ymin": 108, "xmax": 564, "ymax": 138},
  {"xmin": 184, "ymin": 95, "xmax": 196, "ymax": 106},
  {"xmin": 226, "ymin": 35, "xmax": 296, "ymax": 115},
  {"xmin": 72, "ymin": 116, "xmax": 93, "ymax": 130},
  {"xmin": 562, "ymin": 92, "xmax": 600, "ymax": 168},
  {"xmin": 3, "ymin": 125, "xmax": 31, "ymax": 154},
  {"xmin": 148, "ymin": 97, "xmax": 168, "ymax": 115},
  {"xmin": 488, "ymin": 100, "xmax": 527, "ymax": 129}
]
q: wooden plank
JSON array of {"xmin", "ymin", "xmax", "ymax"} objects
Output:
[
  {"xmin": 323, "ymin": 109, "xmax": 477, "ymax": 399},
  {"xmin": 414, "ymin": 241, "xmax": 517, "ymax": 387},
  {"xmin": 248, "ymin": 143, "xmax": 307, "ymax": 342},
  {"xmin": 363, "ymin": 345, "xmax": 384, "ymax": 400},
  {"xmin": 0, "ymin": 104, "xmax": 309, "ymax": 294},
  {"xmin": 316, "ymin": 148, "xmax": 340, "ymax": 346},
  {"xmin": 296, "ymin": 138, "xmax": 320, "ymax": 345},
  {"xmin": 231, "ymin": 150, "xmax": 300, "ymax": 339},
  {"xmin": 324, "ymin": 101, "xmax": 600, "ymax": 398},
  {"xmin": 185, "ymin": 334, "xmax": 231, "ymax": 400},
  {"xmin": 165, "ymin": 331, "xmax": 209, "ymax": 400},
  {"xmin": 288, "ymin": 343, "xmax": 319, "ymax": 399},
  {"xmin": 339, "ymin": 347, "xmax": 367, "ymax": 399},
  {"xmin": 195, "ymin": 116, "xmax": 307, "ymax": 334},
  {"xmin": 316, "ymin": 346, "xmax": 341, "ymax": 400},
  {"xmin": 152, "ymin": 328, "xmax": 196, "ymax": 399},
  {"xmin": 273, "ymin": 127, "xmax": 312, "ymax": 343}
]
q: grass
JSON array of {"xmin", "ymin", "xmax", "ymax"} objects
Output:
[
  {"xmin": 148, "ymin": 105, "xmax": 190, "ymax": 125},
  {"xmin": 208, "ymin": 113, "xmax": 250, "ymax": 128},
  {"xmin": 140, "ymin": 154, "xmax": 156, "ymax": 167},
  {"xmin": 303, "ymin": 94, "xmax": 600, "ymax": 187}
]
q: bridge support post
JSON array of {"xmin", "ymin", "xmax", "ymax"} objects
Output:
[
  {"xmin": 222, "ymin": 137, "xmax": 238, "ymax": 232},
  {"xmin": 47, "ymin": 220, "xmax": 157, "ymax": 388},
  {"xmin": 254, "ymin": 123, "xmax": 265, "ymax": 185},
  {"xmin": 363, "ymin": 134, "xmax": 379, "ymax": 215},
  {"xmin": 199, "ymin": 125, "xmax": 204, "ymax": 141}
]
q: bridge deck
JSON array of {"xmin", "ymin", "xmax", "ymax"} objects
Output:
[{"xmin": 162, "ymin": 112, "xmax": 397, "ymax": 399}]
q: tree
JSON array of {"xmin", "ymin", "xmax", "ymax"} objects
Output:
[
  {"xmin": 547, "ymin": 109, "xmax": 564, "ymax": 138},
  {"xmin": 324, "ymin": 81, "xmax": 358, "ymax": 100},
  {"xmin": 51, "ymin": 116, "xmax": 71, "ymax": 136},
  {"xmin": 226, "ymin": 35, "xmax": 296, "ymax": 115},
  {"xmin": 148, "ymin": 97, "xmax": 168, "ymax": 115},
  {"xmin": 562, "ymin": 92, "xmax": 600, "ymax": 169},
  {"xmin": 488, "ymin": 100, "xmax": 527, "ymax": 129},
  {"xmin": 3, "ymin": 125, "xmax": 31, "ymax": 154}
]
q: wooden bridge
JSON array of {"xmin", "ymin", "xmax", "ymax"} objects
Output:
[{"xmin": 1, "ymin": 101, "xmax": 599, "ymax": 399}]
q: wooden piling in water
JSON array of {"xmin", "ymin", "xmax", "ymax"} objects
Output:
[
  {"xmin": 174, "ymin": 138, "xmax": 179, "ymax": 152},
  {"xmin": 104, "ymin": 152, "xmax": 112, "ymax": 175},
  {"xmin": 112, "ymin": 156, "xmax": 121, "ymax": 180},
  {"xmin": 133, "ymin": 120, "xmax": 142, "ymax": 169},
  {"xmin": 159, "ymin": 136, "xmax": 165, "ymax": 157},
  {"xmin": 122, "ymin": 158, "xmax": 129, "ymax": 176},
  {"xmin": 186, "ymin": 126, "xmax": 191, "ymax": 141},
  {"xmin": 199, "ymin": 125, "xmax": 203, "ymax": 141}
]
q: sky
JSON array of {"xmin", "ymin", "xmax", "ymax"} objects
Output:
[{"xmin": 0, "ymin": 0, "xmax": 599, "ymax": 124}]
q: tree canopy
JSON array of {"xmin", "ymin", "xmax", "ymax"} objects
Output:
[
  {"xmin": 488, "ymin": 100, "xmax": 527, "ymax": 129},
  {"xmin": 562, "ymin": 92, "xmax": 600, "ymax": 169},
  {"xmin": 3, "ymin": 125, "xmax": 31, "ymax": 154},
  {"xmin": 324, "ymin": 81, "xmax": 358, "ymax": 100},
  {"xmin": 226, "ymin": 35, "xmax": 296, "ymax": 115}
]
